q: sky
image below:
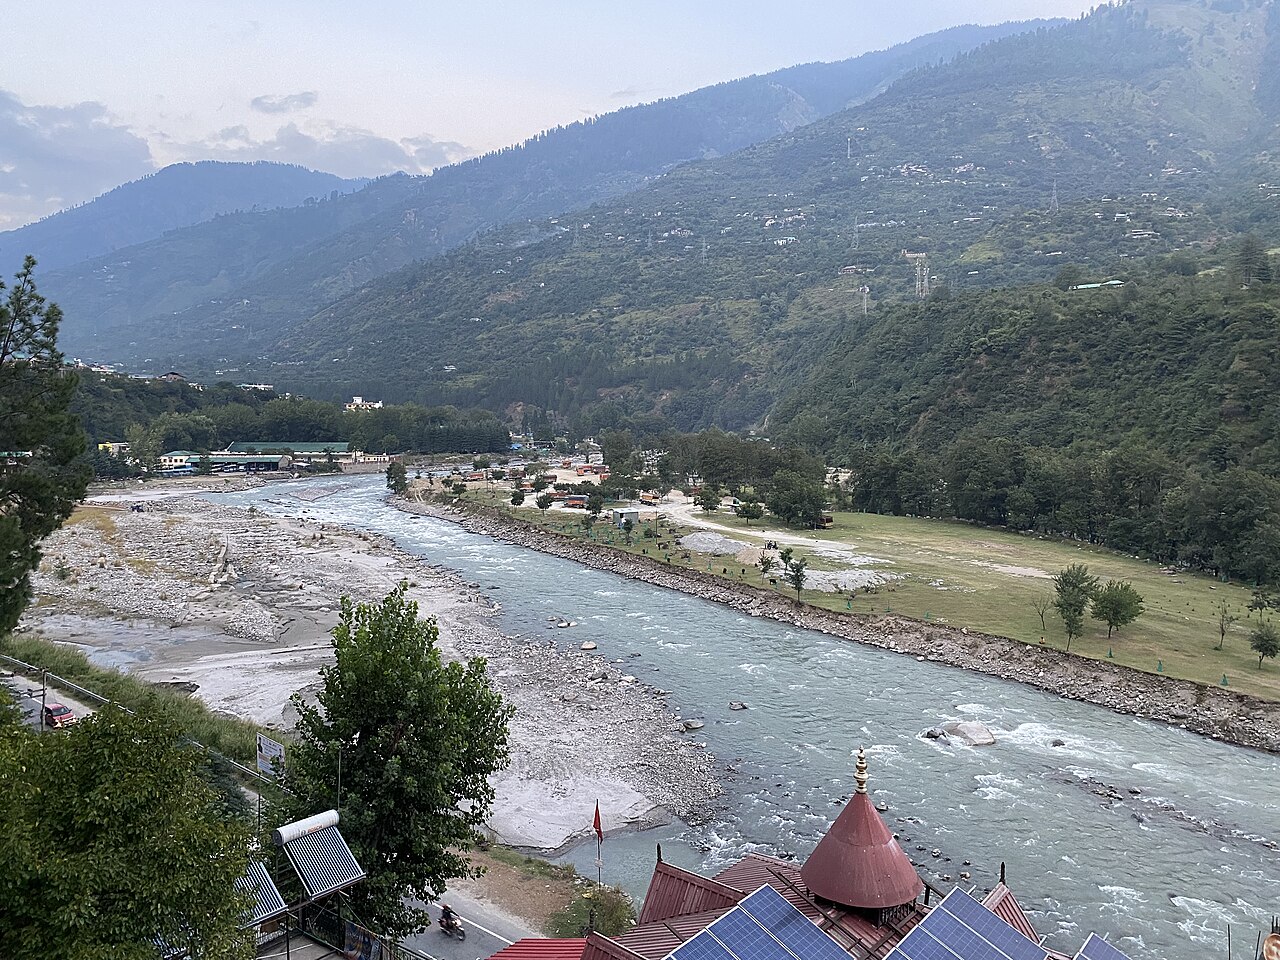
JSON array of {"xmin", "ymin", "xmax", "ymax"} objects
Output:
[{"xmin": 0, "ymin": 1, "xmax": 1095, "ymax": 229}]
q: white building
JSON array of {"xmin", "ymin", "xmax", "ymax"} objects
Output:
[{"xmin": 345, "ymin": 396, "xmax": 384, "ymax": 411}]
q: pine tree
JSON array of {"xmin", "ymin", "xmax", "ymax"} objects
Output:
[{"xmin": 0, "ymin": 257, "xmax": 89, "ymax": 637}]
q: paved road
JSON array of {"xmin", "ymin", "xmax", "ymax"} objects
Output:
[
  {"xmin": 402, "ymin": 887, "xmax": 535, "ymax": 960},
  {"xmin": 0, "ymin": 670, "xmax": 97, "ymax": 731}
]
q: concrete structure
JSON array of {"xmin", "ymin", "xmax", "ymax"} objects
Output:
[
  {"xmin": 223, "ymin": 441, "xmax": 390, "ymax": 465},
  {"xmin": 344, "ymin": 396, "xmax": 384, "ymax": 411}
]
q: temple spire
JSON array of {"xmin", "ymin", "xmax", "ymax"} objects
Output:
[{"xmin": 854, "ymin": 747, "xmax": 869, "ymax": 795}]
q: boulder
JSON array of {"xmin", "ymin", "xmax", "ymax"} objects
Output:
[
  {"xmin": 580, "ymin": 641, "xmax": 598, "ymax": 651},
  {"xmin": 922, "ymin": 726, "xmax": 948, "ymax": 741},
  {"xmin": 942, "ymin": 720, "xmax": 996, "ymax": 746},
  {"xmin": 728, "ymin": 701, "xmax": 748, "ymax": 711}
]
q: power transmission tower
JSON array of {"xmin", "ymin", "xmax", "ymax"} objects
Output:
[
  {"xmin": 847, "ymin": 137, "xmax": 852, "ymax": 161},
  {"xmin": 646, "ymin": 229, "xmax": 653, "ymax": 252},
  {"xmin": 903, "ymin": 250, "xmax": 930, "ymax": 298},
  {"xmin": 860, "ymin": 285, "xmax": 871, "ymax": 316},
  {"xmin": 1050, "ymin": 178, "xmax": 1060, "ymax": 216},
  {"xmin": 701, "ymin": 238, "xmax": 708, "ymax": 263},
  {"xmin": 852, "ymin": 213, "xmax": 859, "ymax": 250}
]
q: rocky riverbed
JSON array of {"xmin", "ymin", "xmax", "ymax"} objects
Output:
[
  {"xmin": 21, "ymin": 480, "xmax": 720, "ymax": 849},
  {"xmin": 397, "ymin": 495, "xmax": 1280, "ymax": 756}
]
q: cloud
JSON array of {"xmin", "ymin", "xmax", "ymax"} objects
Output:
[
  {"xmin": 0, "ymin": 90, "xmax": 154, "ymax": 229},
  {"xmin": 175, "ymin": 121, "xmax": 473, "ymax": 178},
  {"xmin": 608, "ymin": 87, "xmax": 642, "ymax": 101},
  {"xmin": 250, "ymin": 91, "xmax": 318, "ymax": 114}
]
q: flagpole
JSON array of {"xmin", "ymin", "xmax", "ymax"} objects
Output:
[{"xmin": 594, "ymin": 799, "xmax": 604, "ymax": 888}]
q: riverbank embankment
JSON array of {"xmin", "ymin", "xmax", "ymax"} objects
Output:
[
  {"xmin": 20, "ymin": 480, "xmax": 720, "ymax": 851},
  {"xmin": 396, "ymin": 495, "xmax": 1280, "ymax": 755}
]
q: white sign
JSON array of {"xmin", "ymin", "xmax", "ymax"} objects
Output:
[{"xmin": 256, "ymin": 733, "xmax": 285, "ymax": 778}]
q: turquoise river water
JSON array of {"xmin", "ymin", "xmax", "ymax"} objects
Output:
[{"xmin": 212, "ymin": 476, "xmax": 1280, "ymax": 959}]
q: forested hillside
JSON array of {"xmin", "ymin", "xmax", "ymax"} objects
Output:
[
  {"xmin": 242, "ymin": 0, "xmax": 1279, "ymax": 437},
  {"xmin": 0, "ymin": 161, "xmax": 363, "ymax": 273},
  {"xmin": 40, "ymin": 20, "xmax": 1053, "ymax": 360}
]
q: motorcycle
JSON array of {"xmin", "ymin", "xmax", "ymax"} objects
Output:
[{"xmin": 438, "ymin": 913, "xmax": 466, "ymax": 941}]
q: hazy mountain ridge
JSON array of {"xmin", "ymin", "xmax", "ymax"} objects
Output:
[
  {"xmin": 40, "ymin": 20, "xmax": 1057, "ymax": 358},
  {"xmin": 0, "ymin": 161, "xmax": 364, "ymax": 273},
  {"xmin": 237, "ymin": 0, "xmax": 1278, "ymax": 433}
]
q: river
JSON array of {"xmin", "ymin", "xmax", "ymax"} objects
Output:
[{"xmin": 213, "ymin": 475, "xmax": 1280, "ymax": 959}]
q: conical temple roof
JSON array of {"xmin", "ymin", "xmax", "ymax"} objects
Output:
[{"xmin": 799, "ymin": 748, "xmax": 923, "ymax": 911}]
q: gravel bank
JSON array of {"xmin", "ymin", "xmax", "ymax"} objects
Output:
[
  {"xmin": 397, "ymin": 495, "xmax": 1280, "ymax": 756},
  {"xmin": 23, "ymin": 483, "xmax": 720, "ymax": 849}
]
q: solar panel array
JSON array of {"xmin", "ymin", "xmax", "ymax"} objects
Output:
[
  {"xmin": 283, "ymin": 823, "xmax": 366, "ymax": 899},
  {"xmin": 667, "ymin": 884, "xmax": 848, "ymax": 960},
  {"xmin": 237, "ymin": 859, "xmax": 287, "ymax": 927},
  {"xmin": 886, "ymin": 888, "xmax": 1047, "ymax": 960},
  {"xmin": 1074, "ymin": 933, "xmax": 1133, "ymax": 960}
]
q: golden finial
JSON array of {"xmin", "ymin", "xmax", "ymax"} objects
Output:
[{"xmin": 855, "ymin": 747, "xmax": 869, "ymax": 795}]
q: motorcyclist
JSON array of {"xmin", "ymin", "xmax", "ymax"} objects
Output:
[{"xmin": 440, "ymin": 903, "xmax": 459, "ymax": 932}]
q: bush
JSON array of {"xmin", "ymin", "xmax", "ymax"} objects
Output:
[{"xmin": 545, "ymin": 885, "xmax": 636, "ymax": 937}]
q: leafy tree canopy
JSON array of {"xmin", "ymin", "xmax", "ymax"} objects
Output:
[
  {"xmin": 286, "ymin": 583, "xmax": 513, "ymax": 937},
  {"xmin": 0, "ymin": 707, "xmax": 252, "ymax": 960}
]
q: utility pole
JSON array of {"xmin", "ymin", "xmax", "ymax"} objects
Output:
[
  {"xmin": 1050, "ymin": 178, "xmax": 1060, "ymax": 216},
  {"xmin": 903, "ymin": 250, "xmax": 930, "ymax": 299}
]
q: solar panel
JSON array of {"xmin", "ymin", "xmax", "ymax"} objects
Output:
[
  {"xmin": 708, "ymin": 910, "xmax": 797, "ymax": 960},
  {"xmin": 237, "ymin": 859, "xmax": 287, "ymax": 926},
  {"xmin": 737, "ymin": 886, "xmax": 851, "ymax": 960},
  {"xmin": 283, "ymin": 823, "xmax": 366, "ymax": 899},
  {"xmin": 888, "ymin": 889, "xmax": 1047, "ymax": 960},
  {"xmin": 1074, "ymin": 933, "xmax": 1133, "ymax": 960},
  {"xmin": 671, "ymin": 933, "xmax": 738, "ymax": 960},
  {"xmin": 666, "ymin": 885, "xmax": 851, "ymax": 960}
]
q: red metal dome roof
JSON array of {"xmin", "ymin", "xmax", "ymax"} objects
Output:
[{"xmin": 799, "ymin": 749, "xmax": 924, "ymax": 911}]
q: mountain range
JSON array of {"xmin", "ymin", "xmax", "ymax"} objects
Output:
[
  {"xmin": 17, "ymin": 0, "xmax": 1280, "ymax": 481},
  {"xmin": 0, "ymin": 161, "xmax": 364, "ymax": 273},
  {"xmin": 18, "ymin": 20, "xmax": 1056, "ymax": 361}
]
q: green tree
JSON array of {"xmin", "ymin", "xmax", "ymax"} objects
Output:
[
  {"xmin": 1214, "ymin": 599, "xmax": 1238, "ymax": 651},
  {"xmin": 287, "ymin": 584, "xmax": 513, "ymax": 937},
  {"xmin": 587, "ymin": 491, "xmax": 605, "ymax": 517},
  {"xmin": 196, "ymin": 453, "xmax": 213, "ymax": 475},
  {"xmin": 784, "ymin": 554, "xmax": 808, "ymax": 602},
  {"xmin": 0, "ymin": 707, "xmax": 252, "ymax": 959},
  {"xmin": 759, "ymin": 555, "xmax": 776, "ymax": 581},
  {"xmin": 386, "ymin": 460, "xmax": 408, "ymax": 495},
  {"xmin": 696, "ymin": 485, "xmax": 722, "ymax": 513},
  {"xmin": 581, "ymin": 512, "xmax": 597, "ymax": 536},
  {"xmin": 622, "ymin": 516, "xmax": 635, "ymax": 544},
  {"xmin": 511, "ymin": 489, "xmax": 526, "ymax": 506},
  {"xmin": 1053, "ymin": 564, "xmax": 1098, "ymax": 650},
  {"xmin": 536, "ymin": 492, "xmax": 555, "ymax": 514},
  {"xmin": 0, "ymin": 257, "xmax": 90, "ymax": 637},
  {"xmin": 737, "ymin": 499, "xmax": 764, "ymax": 525},
  {"xmin": 1251, "ymin": 619, "xmax": 1280, "ymax": 669},
  {"xmin": 766, "ymin": 470, "xmax": 826, "ymax": 527},
  {"xmin": 1090, "ymin": 580, "xmax": 1144, "ymax": 638}
]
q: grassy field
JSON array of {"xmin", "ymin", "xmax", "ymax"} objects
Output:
[{"xmin": 446, "ymin": 486, "xmax": 1276, "ymax": 701}]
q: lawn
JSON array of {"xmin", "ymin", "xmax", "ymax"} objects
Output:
[{"xmin": 444, "ymin": 485, "xmax": 1276, "ymax": 701}]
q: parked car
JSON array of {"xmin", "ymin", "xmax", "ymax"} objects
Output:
[{"xmin": 43, "ymin": 703, "xmax": 78, "ymax": 729}]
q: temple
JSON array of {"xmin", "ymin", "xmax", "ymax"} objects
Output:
[{"xmin": 490, "ymin": 749, "xmax": 1131, "ymax": 960}]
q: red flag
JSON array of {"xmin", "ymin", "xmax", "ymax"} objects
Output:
[{"xmin": 593, "ymin": 800, "xmax": 603, "ymax": 843}]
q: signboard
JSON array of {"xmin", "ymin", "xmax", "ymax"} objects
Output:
[{"xmin": 256, "ymin": 733, "xmax": 285, "ymax": 778}]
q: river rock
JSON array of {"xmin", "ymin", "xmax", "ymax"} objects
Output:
[
  {"xmin": 922, "ymin": 726, "xmax": 948, "ymax": 741},
  {"xmin": 942, "ymin": 720, "xmax": 996, "ymax": 746},
  {"xmin": 581, "ymin": 641, "xmax": 598, "ymax": 650},
  {"xmin": 729, "ymin": 701, "xmax": 748, "ymax": 711},
  {"xmin": 681, "ymin": 719, "xmax": 705, "ymax": 731}
]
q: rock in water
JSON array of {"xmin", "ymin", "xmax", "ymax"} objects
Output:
[
  {"xmin": 922, "ymin": 726, "xmax": 948, "ymax": 741},
  {"xmin": 729, "ymin": 701, "xmax": 748, "ymax": 711},
  {"xmin": 580, "ymin": 640, "xmax": 598, "ymax": 650},
  {"xmin": 942, "ymin": 720, "xmax": 996, "ymax": 746}
]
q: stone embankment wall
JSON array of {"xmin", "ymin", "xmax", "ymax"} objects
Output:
[{"xmin": 397, "ymin": 496, "xmax": 1280, "ymax": 755}]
